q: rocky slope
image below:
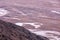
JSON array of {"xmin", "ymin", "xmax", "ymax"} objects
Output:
[{"xmin": 0, "ymin": 20, "xmax": 49, "ymax": 40}]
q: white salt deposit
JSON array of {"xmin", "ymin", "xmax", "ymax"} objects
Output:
[
  {"xmin": 29, "ymin": 30, "xmax": 60, "ymax": 40},
  {"xmin": 0, "ymin": 8, "xmax": 8, "ymax": 16},
  {"xmin": 15, "ymin": 22, "xmax": 41, "ymax": 28},
  {"xmin": 51, "ymin": 10, "xmax": 60, "ymax": 14},
  {"xmin": 15, "ymin": 23, "xmax": 23, "ymax": 26},
  {"xmin": 24, "ymin": 23, "xmax": 40, "ymax": 28}
]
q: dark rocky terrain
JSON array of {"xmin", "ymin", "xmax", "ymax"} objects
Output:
[{"xmin": 0, "ymin": 20, "xmax": 49, "ymax": 40}]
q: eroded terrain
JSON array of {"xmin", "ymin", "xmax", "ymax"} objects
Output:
[{"xmin": 0, "ymin": 0, "xmax": 60, "ymax": 40}]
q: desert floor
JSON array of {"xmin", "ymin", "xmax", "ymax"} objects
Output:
[{"xmin": 0, "ymin": 0, "xmax": 60, "ymax": 40}]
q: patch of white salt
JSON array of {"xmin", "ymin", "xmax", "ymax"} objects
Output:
[
  {"xmin": 0, "ymin": 8, "xmax": 8, "ymax": 16},
  {"xmin": 15, "ymin": 22, "xmax": 42, "ymax": 28},
  {"xmin": 51, "ymin": 10, "xmax": 60, "ymax": 14},
  {"xmin": 15, "ymin": 23, "xmax": 23, "ymax": 26},
  {"xmin": 29, "ymin": 30, "xmax": 60, "ymax": 40}
]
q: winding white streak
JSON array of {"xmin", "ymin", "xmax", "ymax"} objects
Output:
[
  {"xmin": 15, "ymin": 23, "xmax": 42, "ymax": 28},
  {"xmin": 51, "ymin": 10, "xmax": 60, "ymax": 14}
]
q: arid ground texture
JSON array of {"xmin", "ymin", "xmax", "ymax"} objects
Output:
[{"xmin": 0, "ymin": 0, "xmax": 60, "ymax": 40}]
